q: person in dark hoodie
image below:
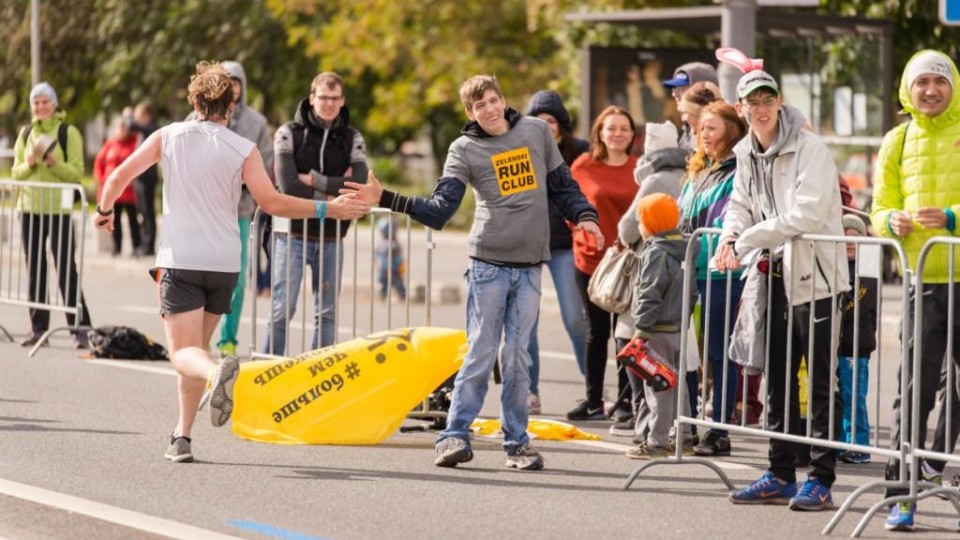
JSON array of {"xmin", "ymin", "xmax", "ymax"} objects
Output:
[
  {"xmin": 523, "ymin": 90, "xmax": 590, "ymax": 414},
  {"xmin": 186, "ymin": 61, "xmax": 274, "ymax": 358},
  {"xmin": 263, "ymin": 72, "xmax": 368, "ymax": 354},
  {"xmin": 347, "ymin": 75, "xmax": 602, "ymax": 471},
  {"xmin": 717, "ymin": 70, "xmax": 849, "ymax": 511},
  {"xmin": 613, "ymin": 121, "xmax": 688, "ymax": 442}
]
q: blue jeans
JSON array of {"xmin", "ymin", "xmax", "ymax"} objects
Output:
[
  {"xmin": 838, "ymin": 355, "xmax": 870, "ymax": 446},
  {"xmin": 698, "ymin": 278, "xmax": 743, "ymax": 437},
  {"xmin": 439, "ymin": 259, "xmax": 541, "ymax": 454},
  {"xmin": 218, "ymin": 216, "xmax": 250, "ymax": 349},
  {"xmin": 528, "ymin": 248, "xmax": 589, "ymax": 395},
  {"xmin": 262, "ymin": 234, "xmax": 343, "ymax": 355}
]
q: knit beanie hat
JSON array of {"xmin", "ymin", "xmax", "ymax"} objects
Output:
[
  {"xmin": 29, "ymin": 82, "xmax": 58, "ymax": 107},
  {"xmin": 841, "ymin": 214, "xmax": 866, "ymax": 236},
  {"xmin": 636, "ymin": 193, "xmax": 680, "ymax": 236},
  {"xmin": 644, "ymin": 121, "xmax": 679, "ymax": 154},
  {"xmin": 905, "ymin": 50, "xmax": 954, "ymax": 90}
]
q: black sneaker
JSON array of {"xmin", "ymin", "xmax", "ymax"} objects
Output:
[
  {"xmin": 608, "ymin": 401, "xmax": 633, "ymax": 423},
  {"xmin": 566, "ymin": 400, "xmax": 605, "ymax": 421},
  {"xmin": 694, "ymin": 431, "xmax": 732, "ymax": 456},
  {"xmin": 609, "ymin": 420, "xmax": 635, "ymax": 437},
  {"xmin": 20, "ymin": 332, "xmax": 45, "ymax": 348}
]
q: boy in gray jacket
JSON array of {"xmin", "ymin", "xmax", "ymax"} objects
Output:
[{"xmin": 622, "ymin": 193, "xmax": 689, "ymax": 459}]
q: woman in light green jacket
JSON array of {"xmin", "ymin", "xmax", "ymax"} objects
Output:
[{"xmin": 11, "ymin": 82, "xmax": 92, "ymax": 348}]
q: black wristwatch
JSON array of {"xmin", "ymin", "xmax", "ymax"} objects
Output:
[{"xmin": 95, "ymin": 205, "xmax": 114, "ymax": 217}]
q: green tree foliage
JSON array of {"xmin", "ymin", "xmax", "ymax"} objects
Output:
[
  {"xmin": 819, "ymin": 0, "xmax": 960, "ymax": 103},
  {"xmin": 267, "ymin": 0, "xmax": 587, "ymax": 159},
  {"xmin": 0, "ymin": 0, "xmax": 315, "ymax": 137}
]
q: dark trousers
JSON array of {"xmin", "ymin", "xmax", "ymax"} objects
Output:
[
  {"xmin": 575, "ymin": 269, "xmax": 629, "ymax": 408},
  {"xmin": 111, "ymin": 203, "xmax": 141, "ymax": 255},
  {"xmin": 885, "ymin": 284, "xmax": 960, "ymax": 497},
  {"xmin": 20, "ymin": 213, "xmax": 92, "ymax": 333},
  {"xmin": 133, "ymin": 176, "xmax": 157, "ymax": 254},
  {"xmin": 767, "ymin": 273, "xmax": 841, "ymax": 486}
]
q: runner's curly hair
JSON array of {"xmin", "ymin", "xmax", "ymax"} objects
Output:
[{"xmin": 187, "ymin": 61, "xmax": 233, "ymax": 120}]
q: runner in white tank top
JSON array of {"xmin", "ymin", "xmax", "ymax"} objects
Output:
[{"xmin": 92, "ymin": 62, "xmax": 372, "ymax": 462}]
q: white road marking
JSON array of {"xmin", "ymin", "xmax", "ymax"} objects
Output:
[
  {"xmin": 0, "ymin": 477, "xmax": 242, "ymax": 540},
  {"xmin": 86, "ymin": 359, "xmax": 177, "ymax": 377}
]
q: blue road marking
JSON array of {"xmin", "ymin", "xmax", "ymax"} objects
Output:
[{"xmin": 225, "ymin": 519, "xmax": 331, "ymax": 540}]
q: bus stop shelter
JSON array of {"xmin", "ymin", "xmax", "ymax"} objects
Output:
[{"xmin": 565, "ymin": 5, "xmax": 894, "ymax": 140}]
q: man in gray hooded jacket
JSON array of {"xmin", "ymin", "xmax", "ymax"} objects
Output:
[
  {"xmin": 716, "ymin": 70, "xmax": 848, "ymax": 511},
  {"xmin": 188, "ymin": 61, "xmax": 273, "ymax": 357}
]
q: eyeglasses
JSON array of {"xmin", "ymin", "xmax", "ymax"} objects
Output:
[
  {"xmin": 743, "ymin": 97, "xmax": 778, "ymax": 110},
  {"xmin": 314, "ymin": 95, "xmax": 343, "ymax": 103}
]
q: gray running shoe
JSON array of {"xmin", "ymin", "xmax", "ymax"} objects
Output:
[
  {"xmin": 505, "ymin": 444, "xmax": 544, "ymax": 471},
  {"xmin": 164, "ymin": 436, "xmax": 193, "ymax": 463},
  {"xmin": 209, "ymin": 356, "xmax": 240, "ymax": 427},
  {"xmin": 434, "ymin": 437, "xmax": 474, "ymax": 467}
]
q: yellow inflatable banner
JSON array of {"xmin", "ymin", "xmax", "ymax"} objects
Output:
[
  {"xmin": 231, "ymin": 327, "xmax": 466, "ymax": 445},
  {"xmin": 471, "ymin": 418, "xmax": 601, "ymax": 441}
]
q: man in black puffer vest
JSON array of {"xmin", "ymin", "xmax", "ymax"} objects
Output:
[{"xmin": 264, "ymin": 72, "xmax": 369, "ymax": 355}]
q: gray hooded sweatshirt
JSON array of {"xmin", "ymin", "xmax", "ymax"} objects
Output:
[{"xmin": 187, "ymin": 61, "xmax": 273, "ymax": 219}]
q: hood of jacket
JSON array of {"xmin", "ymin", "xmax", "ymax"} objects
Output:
[
  {"xmin": 634, "ymin": 147, "xmax": 687, "ymax": 185},
  {"xmin": 899, "ymin": 49, "xmax": 960, "ymax": 130},
  {"xmin": 222, "ymin": 61, "xmax": 248, "ymax": 111},
  {"xmin": 648, "ymin": 230, "xmax": 686, "ymax": 261},
  {"xmin": 293, "ymin": 98, "xmax": 351, "ymax": 135},
  {"xmin": 461, "ymin": 108, "xmax": 522, "ymax": 138},
  {"xmin": 524, "ymin": 91, "xmax": 574, "ymax": 133},
  {"xmin": 32, "ymin": 109, "xmax": 67, "ymax": 130}
]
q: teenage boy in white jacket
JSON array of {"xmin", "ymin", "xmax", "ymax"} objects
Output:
[{"xmin": 714, "ymin": 70, "xmax": 849, "ymax": 511}]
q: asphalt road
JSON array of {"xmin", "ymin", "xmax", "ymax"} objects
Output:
[{"xmin": 2, "ymin": 225, "xmax": 960, "ymax": 539}]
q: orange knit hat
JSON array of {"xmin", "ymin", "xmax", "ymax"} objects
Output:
[{"xmin": 636, "ymin": 193, "xmax": 680, "ymax": 236}]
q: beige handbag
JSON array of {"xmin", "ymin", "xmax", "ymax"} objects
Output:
[{"xmin": 587, "ymin": 242, "xmax": 638, "ymax": 314}]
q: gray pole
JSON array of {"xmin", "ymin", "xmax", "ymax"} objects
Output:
[
  {"xmin": 31, "ymin": 0, "xmax": 40, "ymax": 86},
  {"xmin": 720, "ymin": 0, "xmax": 756, "ymax": 103}
]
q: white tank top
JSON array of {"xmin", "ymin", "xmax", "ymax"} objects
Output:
[{"xmin": 156, "ymin": 121, "xmax": 255, "ymax": 272}]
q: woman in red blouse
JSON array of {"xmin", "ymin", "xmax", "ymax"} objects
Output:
[
  {"xmin": 94, "ymin": 116, "xmax": 141, "ymax": 256},
  {"xmin": 567, "ymin": 106, "xmax": 639, "ymax": 422}
]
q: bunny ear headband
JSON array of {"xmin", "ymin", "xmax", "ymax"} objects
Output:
[{"xmin": 716, "ymin": 48, "xmax": 764, "ymax": 74}]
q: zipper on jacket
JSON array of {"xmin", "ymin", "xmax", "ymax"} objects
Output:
[{"xmin": 318, "ymin": 127, "xmax": 330, "ymax": 175}]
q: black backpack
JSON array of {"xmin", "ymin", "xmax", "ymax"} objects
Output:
[
  {"xmin": 20, "ymin": 122, "xmax": 69, "ymax": 160},
  {"xmin": 89, "ymin": 326, "xmax": 169, "ymax": 361}
]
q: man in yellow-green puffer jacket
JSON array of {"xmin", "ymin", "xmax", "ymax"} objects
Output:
[{"xmin": 871, "ymin": 50, "xmax": 960, "ymax": 532}]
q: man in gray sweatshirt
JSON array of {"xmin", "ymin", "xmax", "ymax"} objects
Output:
[{"xmin": 349, "ymin": 75, "xmax": 602, "ymax": 471}]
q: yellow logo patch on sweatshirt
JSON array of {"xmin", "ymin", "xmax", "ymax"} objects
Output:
[{"xmin": 492, "ymin": 147, "xmax": 537, "ymax": 196}]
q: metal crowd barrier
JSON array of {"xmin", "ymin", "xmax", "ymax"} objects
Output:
[
  {"xmin": 247, "ymin": 206, "xmax": 434, "ymax": 359},
  {"xmin": 829, "ymin": 236, "xmax": 960, "ymax": 536},
  {"xmin": 621, "ymin": 228, "xmax": 911, "ymax": 530},
  {"xmin": 0, "ymin": 179, "xmax": 91, "ymax": 356},
  {"xmin": 247, "ymin": 206, "xmax": 445, "ymax": 426}
]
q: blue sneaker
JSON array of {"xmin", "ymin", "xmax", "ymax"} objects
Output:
[
  {"xmin": 788, "ymin": 477, "xmax": 835, "ymax": 511},
  {"xmin": 838, "ymin": 451, "xmax": 871, "ymax": 464},
  {"xmin": 884, "ymin": 502, "xmax": 915, "ymax": 531},
  {"xmin": 729, "ymin": 471, "xmax": 797, "ymax": 505}
]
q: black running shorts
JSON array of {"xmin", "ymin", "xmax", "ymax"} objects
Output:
[{"xmin": 150, "ymin": 267, "xmax": 239, "ymax": 316}]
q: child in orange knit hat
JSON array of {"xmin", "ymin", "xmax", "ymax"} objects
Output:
[{"xmin": 623, "ymin": 192, "xmax": 690, "ymax": 459}]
